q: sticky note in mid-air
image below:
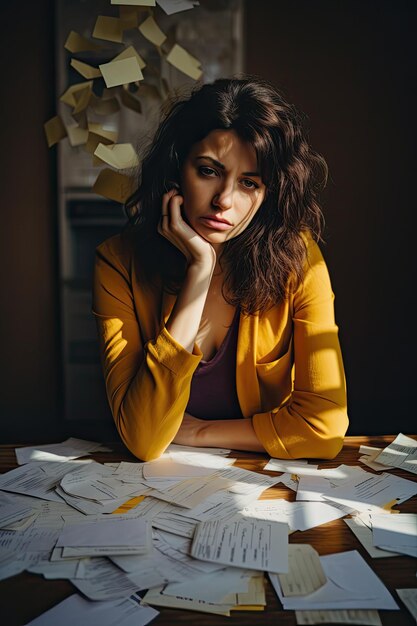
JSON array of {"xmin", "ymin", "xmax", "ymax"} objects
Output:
[
  {"xmin": 94, "ymin": 143, "xmax": 139, "ymax": 170},
  {"xmin": 70, "ymin": 59, "xmax": 101, "ymax": 80},
  {"xmin": 99, "ymin": 57, "xmax": 144, "ymax": 88},
  {"xmin": 93, "ymin": 168, "xmax": 136, "ymax": 203},
  {"xmin": 93, "ymin": 15, "xmax": 125, "ymax": 43},
  {"xmin": 138, "ymin": 15, "xmax": 167, "ymax": 46},
  {"xmin": 112, "ymin": 45, "xmax": 146, "ymax": 70},
  {"xmin": 44, "ymin": 115, "xmax": 67, "ymax": 147},
  {"xmin": 166, "ymin": 43, "xmax": 202, "ymax": 80},
  {"xmin": 64, "ymin": 31, "xmax": 103, "ymax": 53}
]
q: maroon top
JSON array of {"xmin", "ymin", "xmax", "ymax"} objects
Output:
[{"xmin": 186, "ymin": 309, "xmax": 243, "ymax": 420}]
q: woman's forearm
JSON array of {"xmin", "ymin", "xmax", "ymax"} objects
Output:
[
  {"xmin": 165, "ymin": 262, "xmax": 214, "ymax": 352},
  {"xmin": 198, "ymin": 418, "xmax": 265, "ymax": 453}
]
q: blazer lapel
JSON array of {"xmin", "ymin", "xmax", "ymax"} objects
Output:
[{"xmin": 236, "ymin": 311, "xmax": 261, "ymax": 418}]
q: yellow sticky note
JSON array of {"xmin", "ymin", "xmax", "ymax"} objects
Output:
[
  {"xmin": 64, "ymin": 30, "xmax": 103, "ymax": 53},
  {"xmin": 66, "ymin": 125, "xmax": 89, "ymax": 147},
  {"xmin": 85, "ymin": 124, "xmax": 118, "ymax": 155},
  {"xmin": 112, "ymin": 495, "xmax": 146, "ymax": 514},
  {"xmin": 93, "ymin": 15, "xmax": 124, "ymax": 43},
  {"xmin": 382, "ymin": 499, "xmax": 400, "ymax": 512},
  {"xmin": 70, "ymin": 58, "xmax": 101, "ymax": 80},
  {"xmin": 44, "ymin": 115, "xmax": 67, "ymax": 148},
  {"xmin": 113, "ymin": 45, "xmax": 146, "ymax": 70},
  {"xmin": 166, "ymin": 43, "xmax": 202, "ymax": 80},
  {"xmin": 99, "ymin": 57, "xmax": 144, "ymax": 88},
  {"xmin": 72, "ymin": 85, "xmax": 92, "ymax": 114},
  {"xmin": 138, "ymin": 15, "xmax": 167, "ymax": 46},
  {"xmin": 112, "ymin": 0, "xmax": 155, "ymax": 5},
  {"xmin": 60, "ymin": 81, "xmax": 93, "ymax": 108},
  {"xmin": 93, "ymin": 168, "xmax": 136, "ymax": 203},
  {"xmin": 94, "ymin": 143, "xmax": 139, "ymax": 170}
]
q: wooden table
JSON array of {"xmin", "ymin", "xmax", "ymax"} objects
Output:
[{"xmin": 0, "ymin": 436, "xmax": 416, "ymax": 625}]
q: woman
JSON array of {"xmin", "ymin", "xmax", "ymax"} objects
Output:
[{"xmin": 93, "ymin": 77, "xmax": 348, "ymax": 462}]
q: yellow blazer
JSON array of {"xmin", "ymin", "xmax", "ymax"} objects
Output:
[{"xmin": 93, "ymin": 233, "xmax": 348, "ymax": 461}]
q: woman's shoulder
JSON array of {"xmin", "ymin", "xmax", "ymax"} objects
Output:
[{"xmin": 96, "ymin": 230, "xmax": 136, "ymax": 269}]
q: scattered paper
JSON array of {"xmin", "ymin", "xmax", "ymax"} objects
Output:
[
  {"xmin": 373, "ymin": 433, "xmax": 417, "ymax": 475},
  {"xmin": 15, "ymin": 438, "xmax": 108, "ymax": 465},
  {"xmin": 270, "ymin": 550, "xmax": 399, "ymax": 610},
  {"xmin": 321, "ymin": 471, "xmax": 417, "ymax": 512},
  {"xmin": 191, "ymin": 517, "xmax": 289, "ymax": 574},
  {"xmin": 396, "ymin": 588, "xmax": 417, "ymax": 622},
  {"xmin": 278, "ymin": 545, "xmax": 326, "ymax": 596},
  {"xmin": 344, "ymin": 517, "xmax": 399, "ymax": 558},
  {"xmin": 295, "ymin": 608, "xmax": 382, "ymax": 625},
  {"xmin": 25, "ymin": 593, "xmax": 159, "ymax": 626},
  {"xmin": 141, "ymin": 585, "xmax": 233, "ymax": 616},
  {"xmin": 371, "ymin": 513, "xmax": 417, "ymax": 557}
]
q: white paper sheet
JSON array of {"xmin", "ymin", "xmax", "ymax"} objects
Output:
[
  {"xmin": 278, "ymin": 544, "xmax": 326, "ymax": 596},
  {"xmin": 321, "ymin": 471, "xmax": 417, "ymax": 512},
  {"xmin": 373, "ymin": 433, "xmax": 417, "ymax": 474},
  {"xmin": 344, "ymin": 517, "xmax": 399, "ymax": 558},
  {"xmin": 295, "ymin": 608, "xmax": 382, "ymax": 625},
  {"xmin": 70, "ymin": 558, "xmax": 147, "ymax": 600},
  {"xmin": 269, "ymin": 550, "xmax": 399, "ymax": 610},
  {"xmin": 371, "ymin": 513, "xmax": 417, "ymax": 557},
  {"xmin": 57, "ymin": 516, "xmax": 150, "ymax": 549},
  {"xmin": 151, "ymin": 476, "xmax": 232, "ymax": 508},
  {"xmin": 15, "ymin": 438, "xmax": 108, "ymax": 465},
  {"xmin": 24, "ymin": 593, "xmax": 159, "ymax": 626},
  {"xmin": 162, "ymin": 567, "xmax": 251, "ymax": 603},
  {"xmin": 396, "ymin": 588, "xmax": 417, "ymax": 622},
  {"xmin": 191, "ymin": 517, "xmax": 288, "ymax": 573}
]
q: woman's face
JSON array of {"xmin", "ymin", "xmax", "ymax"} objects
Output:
[{"xmin": 180, "ymin": 129, "xmax": 266, "ymax": 249}]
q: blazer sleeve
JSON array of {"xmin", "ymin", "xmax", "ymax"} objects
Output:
[
  {"xmin": 92, "ymin": 238, "xmax": 202, "ymax": 461},
  {"xmin": 252, "ymin": 239, "xmax": 349, "ymax": 459}
]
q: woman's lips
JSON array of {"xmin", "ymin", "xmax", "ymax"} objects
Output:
[{"xmin": 200, "ymin": 216, "xmax": 233, "ymax": 231}]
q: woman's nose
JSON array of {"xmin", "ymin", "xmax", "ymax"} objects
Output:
[{"xmin": 212, "ymin": 181, "xmax": 234, "ymax": 210}]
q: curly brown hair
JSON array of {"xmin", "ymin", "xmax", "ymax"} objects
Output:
[{"xmin": 124, "ymin": 76, "xmax": 327, "ymax": 314}]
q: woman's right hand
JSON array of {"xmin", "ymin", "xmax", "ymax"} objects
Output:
[{"xmin": 158, "ymin": 188, "xmax": 216, "ymax": 271}]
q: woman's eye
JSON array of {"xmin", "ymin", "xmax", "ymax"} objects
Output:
[
  {"xmin": 241, "ymin": 179, "xmax": 258, "ymax": 190},
  {"xmin": 199, "ymin": 166, "xmax": 217, "ymax": 177}
]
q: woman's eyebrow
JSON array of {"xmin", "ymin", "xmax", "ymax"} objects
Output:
[{"xmin": 195, "ymin": 155, "xmax": 261, "ymax": 177}]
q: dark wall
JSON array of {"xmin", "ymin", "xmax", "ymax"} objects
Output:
[
  {"xmin": 0, "ymin": 1, "xmax": 415, "ymax": 441},
  {"xmin": 0, "ymin": 1, "xmax": 63, "ymax": 442},
  {"xmin": 245, "ymin": 0, "xmax": 416, "ymax": 434}
]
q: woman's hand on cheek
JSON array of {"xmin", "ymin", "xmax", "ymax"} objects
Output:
[
  {"xmin": 158, "ymin": 189, "xmax": 216, "ymax": 271},
  {"xmin": 172, "ymin": 412, "xmax": 207, "ymax": 446}
]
